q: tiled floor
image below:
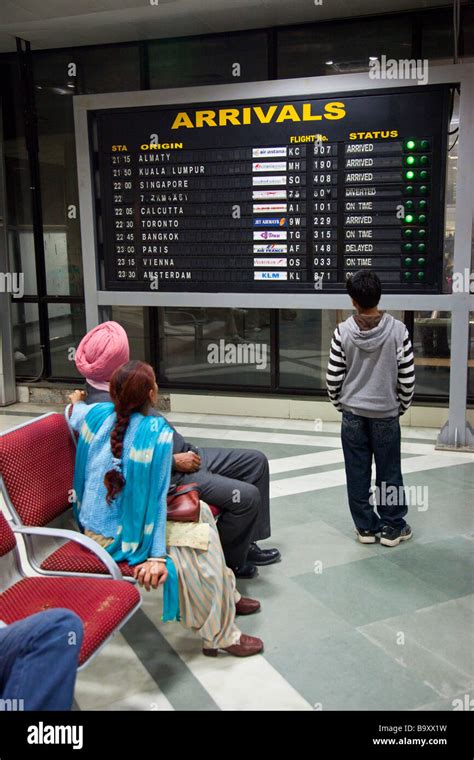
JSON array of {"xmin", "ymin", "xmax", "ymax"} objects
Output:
[{"xmin": 1, "ymin": 405, "xmax": 473, "ymax": 711}]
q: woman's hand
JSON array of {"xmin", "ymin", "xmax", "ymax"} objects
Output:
[
  {"xmin": 69, "ymin": 389, "xmax": 87, "ymax": 405},
  {"xmin": 133, "ymin": 560, "xmax": 168, "ymax": 591}
]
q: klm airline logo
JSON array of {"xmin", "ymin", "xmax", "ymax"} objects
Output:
[{"xmin": 254, "ymin": 217, "xmax": 286, "ymax": 227}]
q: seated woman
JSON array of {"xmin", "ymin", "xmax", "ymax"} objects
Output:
[{"xmin": 68, "ymin": 360, "xmax": 263, "ymax": 657}]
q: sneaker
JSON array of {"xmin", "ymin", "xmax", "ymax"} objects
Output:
[
  {"xmin": 380, "ymin": 524, "xmax": 413, "ymax": 547},
  {"xmin": 355, "ymin": 528, "xmax": 378, "ymax": 544}
]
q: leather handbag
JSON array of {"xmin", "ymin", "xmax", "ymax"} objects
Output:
[{"xmin": 167, "ymin": 483, "xmax": 200, "ymax": 522}]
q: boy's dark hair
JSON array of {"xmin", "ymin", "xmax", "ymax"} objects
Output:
[{"xmin": 346, "ymin": 270, "xmax": 382, "ymax": 309}]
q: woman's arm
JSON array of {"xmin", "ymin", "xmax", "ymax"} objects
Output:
[{"xmin": 67, "ymin": 391, "xmax": 90, "ymax": 432}]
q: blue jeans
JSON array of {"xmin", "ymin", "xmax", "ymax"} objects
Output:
[
  {"xmin": 0, "ymin": 609, "xmax": 83, "ymax": 711},
  {"xmin": 341, "ymin": 411, "xmax": 408, "ymax": 532}
]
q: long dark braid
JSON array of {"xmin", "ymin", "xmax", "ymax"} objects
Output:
[{"xmin": 104, "ymin": 360, "xmax": 156, "ymax": 504}]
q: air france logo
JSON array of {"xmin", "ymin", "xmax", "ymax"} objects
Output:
[
  {"xmin": 254, "ymin": 230, "xmax": 287, "ymax": 240},
  {"xmin": 253, "ymin": 244, "xmax": 287, "ymax": 253},
  {"xmin": 254, "ymin": 217, "xmax": 286, "ymax": 227}
]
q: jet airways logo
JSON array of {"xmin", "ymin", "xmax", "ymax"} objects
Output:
[{"xmin": 254, "ymin": 217, "xmax": 286, "ymax": 227}]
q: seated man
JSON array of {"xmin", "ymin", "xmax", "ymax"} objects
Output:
[
  {"xmin": 0, "ymin": 609, "xmax": 83, "ymax": 710},
  {"xmin": 74, "ymin": 321, "xmax": 281, "ymax": 578}
]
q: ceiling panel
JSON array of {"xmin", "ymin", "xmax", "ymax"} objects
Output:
[{"xmin": 0, "ymin": 0, "xmax": 452, "ymax": 53}]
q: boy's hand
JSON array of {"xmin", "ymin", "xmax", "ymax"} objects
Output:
[{"xmin": 69, "ymin": 390, "xmax": 87, "ymax": 405}]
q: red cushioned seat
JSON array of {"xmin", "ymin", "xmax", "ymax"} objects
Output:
[
  {"xmin": 0, "ymin": 576, "xmax": 140, "ymax": 666},
  {"xmin": 0, "ymin": 513, "xmax": 140, "ymax": 667},
  {"xmin": 41, "ymin": 541, "xmax": 135, "ymax": 577},
  {"xmin": 0, "ymin": 413, "xmax": 221, "ymax": 578},
  {"xmin": 0, "ymin": 413, "xmax": 75, "ymax": 526}
]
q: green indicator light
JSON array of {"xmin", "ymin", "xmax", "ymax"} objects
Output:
[
  {"xmin": 420, "ymin": 139, "xmax": 429, "ymax": 150},
  {"xmin": 419, "ymin": 185, "xmax": 428, "ymax": 194},
  {"xmin": 404, "ymin": 271, "xmax": 413, "ymax": 281},
  {"xmin": 417, "ymin": 271, "xmax": 425, "ymax": 280},
  {"xmin": 417, "ymin": 243, "xmax": 426, "ymax": 252},
  {"xmin": 403, "ymin": 243, "xmax": 413, "ymax": 252},
  {"xmin": 418, "ymin": 214, "xmax": 427, "ymax": 223},
  {"xmin": 420, "ymin": 155, "xmax": 429, "ymax": 166},
  {"xmin": 418, "ymin": 229, "xmax": 427, "ymax": 238},
  {"xmin": 404, "ymin": 214, "xmax": 414, "ymax": 224},
  {"xmin": 417, "ymin": 257, "xmax": 426, "ymax": 266},
  {"xmin": 405, "ymin": 200, "xmax": 414, "ymax": 210},
  {"xmin": 404, "ymin": 257, "xmax": 413, "ymax": 267},
  {"xmin": 404, "ymin": 185, "xmax": 414, "ymax": 195},
  {"xmin": 405, "ymin": 156, "xmax": 416, "ymax": 166},
  {"xmin": 405, "ymin": 170, "xmax": 415, "ymax": 180},
  {"xmin": 420, "ymin": 170, "xmax": 429, "ymax": 180},
  {"xmin": 405, "ymin": 139, "xmax": 416, "ymax": 150},
  {"xmin": 418, "ymin": 200, "xmax": 427, "ymax": 210},
  {"xmin": 404, "ymin": 229, "xmax": 413, "ymax": 238}
]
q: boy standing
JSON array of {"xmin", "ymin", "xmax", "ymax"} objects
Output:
[{"xmin": 326, "ymin": 270, "xmax": 415, "ymax": 547}]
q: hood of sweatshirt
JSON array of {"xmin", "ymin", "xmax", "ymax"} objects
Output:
[{"xmin": 345, "ymin": 312, "xmax": 394, "ymax": 353}]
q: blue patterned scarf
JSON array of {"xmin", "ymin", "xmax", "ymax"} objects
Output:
[{"xmin": 73, "ymin": 402, "xmax": 180, "ymax": 622}]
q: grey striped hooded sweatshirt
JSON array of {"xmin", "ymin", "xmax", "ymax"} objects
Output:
[{"xmin": 326, "ymin": 312, "xmax": 415, "ymax": 418}]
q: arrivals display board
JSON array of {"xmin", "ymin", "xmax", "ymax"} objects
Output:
[{"xmin": 92, "ymin": 85, "xmax": 450, "ymax": 293}]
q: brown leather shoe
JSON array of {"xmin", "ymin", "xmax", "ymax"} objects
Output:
[
  {"xmin": 203, "ymin": 634, "xmax": 264, "ymax": 658},
  {"xmin": 235, "ymin": 597, "xmax": 261, "ymax": 615}
]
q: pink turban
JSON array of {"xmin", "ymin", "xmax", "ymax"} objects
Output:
[{"xmin": 75, "ymin": 321, "xmax": 130, "ymax": 390}]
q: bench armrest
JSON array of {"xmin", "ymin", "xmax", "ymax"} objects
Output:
[{"xmin": 13, "ymin": 525, "xmax": 123, "ymax": 581}]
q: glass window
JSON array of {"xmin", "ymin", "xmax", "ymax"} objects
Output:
[
  {"xmin": 11, "ymin": 302, "xmax": 43, "ymax": 379},
  {"xmin": 149, "ymin": 31, "xmax": 268, "ymax": 88},
  {"xmin": 278, "ymin": 309, "xmax": 331, "ymax": 391},
  {"xmin": 109, "ymin": 306, "xmax": 153, "ymax": 365},
  {"xmin": 277, "ymin": 17, "xmax": 412, "ymax": 78},
  {"xmin": 34, "ymin": 45, "xmax": 141, "ymax": 297},
  {"xmin": 0, "ymin": 58, "xmax": 37, "ymax": 296},
  {"xmin": 34, "ymin": 52, "xmax": 82, "ymax": 297},
  {"xmin": 412, "ymin": 311, "xmax": 450, "ymax": 397},
  {"xmin": 157, "ymin": 306, "xmax": 271, "ymax": 387},
  {"xmin": 75, "ymin": 45, "xmax": 140, "ymax": 94},
  {"xmin": 463, "ymin": 6, "xmax": 474, "ymax": 59},
  {"xmin": 48, "ymin": 303, "xmax": 86, "ymax": 378},
  {"xmin": 279, "ymin": 309, "xmax": 405, "ymax": 391},
  {"xmin": 421, "ymin": 9, "xmax": 454, "ymax": 62}
]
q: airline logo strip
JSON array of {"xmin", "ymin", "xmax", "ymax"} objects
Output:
[{"xmin": 252, "ymin": 148, "xmax": 290, "ymax": 281}]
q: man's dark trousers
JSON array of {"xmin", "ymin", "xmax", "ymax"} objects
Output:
[
  {"xmin": 341, "ymin": 410, "xmax": 408, "ymax": 532},
  {"xmin": 172, "ymin": 447, "xmax": 270, "ymax": 568}
]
